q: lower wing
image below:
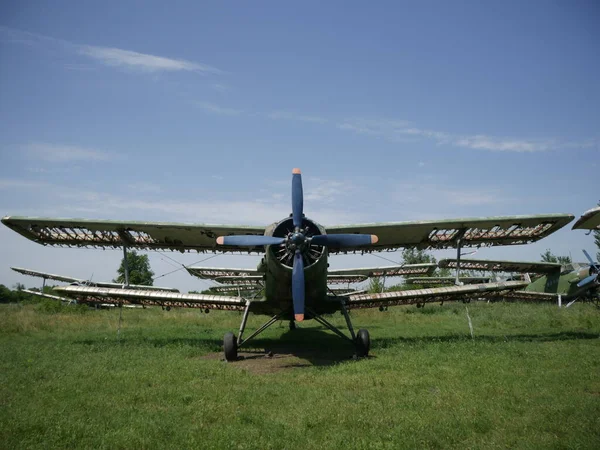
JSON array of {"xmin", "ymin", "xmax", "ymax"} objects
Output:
[
  {"xmin": 53, "ymin": 286, "xmax": 247, "ymax": 311},
  {"xmin": 344, "ymin": 281, "xmax": 529, "ymax": 309}
]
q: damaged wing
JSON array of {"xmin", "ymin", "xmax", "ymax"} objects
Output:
[
  {"xmin": 325, "ymin": 214, "xmax": 573, "ymax": 252},
  {"xmin": 405, "ymin": 276, "xmax": 491, "ymax": 286},
  {"xmin": 327, "ymin": 264, "xmax": 436, "ymax": 278},
  {"xmin": 438, "ymin": 259, "xmax": 562, "ymax": 274},
  {"xmin": 345, "ymin": 281, "xmax": 529, "ymax": 309},
  {"xmin": 186, "ymin": 267, "xmax": 261, "ymax": 280},
  {"xmin": 11, "ymin": 267, "xmax": 179, "ymax": 292},
  {"xmin": 1, "ymin": 216, "xmax": 266, "ymax": 253},
  {"xmin": 53, "ymin": 286, "xmax": 247, "ymax": 311}
]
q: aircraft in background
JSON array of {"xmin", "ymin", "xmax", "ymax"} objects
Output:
[
  {"xmin": 438, "ymin": 253, "xmax": 599, "ymax": 307},
  {"xmin": 2, "ymin": 169, "xmax": 574, "ymax": 361}
]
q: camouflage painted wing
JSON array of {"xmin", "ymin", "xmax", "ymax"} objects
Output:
[
  {"xmin": 572, "ymin": 206, "xmax": 600, "ymax": 230},
  {"xmin": 325, "ymin": 214, "xmax": 574, "ymax": 252},
  {"xmin": 53, "ymin": 286, "xmax": 246, "ymax": 311},
  {"xmin": 1, "ymin": 216, "xmax": 265, "ymax": 253},
  {"xmin": 438, "ymin": 259, "xmax": 562, "ymax": 274},
  {"xmin": 344, "ymin": 281, "xmax": 529, "ymax": 309},
  {"xmin": 11, "ymin": 267, "xmax": 180, "ymax": 292},
  {"xmin": 327, "ymin": 264, "xmax": 436, "ymax": 278}
]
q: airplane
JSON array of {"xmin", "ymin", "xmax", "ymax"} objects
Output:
[
  {"xmin": 438, "ymin": 254, "xmax": 599, "ymax": 307},
  {"xmin": 2, "ymin": 169, "xmax": 575, "ymax": 361}
]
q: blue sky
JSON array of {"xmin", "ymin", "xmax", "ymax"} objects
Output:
[{"xmin": 0, "ymin": 1, "xmax": 598, "ymax": 292}]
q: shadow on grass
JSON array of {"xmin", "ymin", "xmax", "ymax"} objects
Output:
[
  {"xmin": 238, "ymin": 327, "xmax": 364, "ymax": 367},
  {"xmin": 373, "ymin": 331, "xmax": 600, "ymax": 349}
]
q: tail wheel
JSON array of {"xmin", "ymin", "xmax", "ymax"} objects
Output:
[
  {"xmin": 223, "ymin": 332, "xmax": 238, "ymax": 362},
  {"xmin": 356, "ymin": 329, "xmax": 370, "ymax": 357}
]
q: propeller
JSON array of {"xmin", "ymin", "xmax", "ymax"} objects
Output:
[
  {"xmin": 577, "ymin": 249, "xmax": 599, "ymax": 288},
  {"xmin": 216, "ymin": 168, "xmax": 378, "ymax": 321}
]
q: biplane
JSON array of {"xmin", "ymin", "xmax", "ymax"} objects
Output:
[
  {"xmin": 2, "ymin": 169, "xmax": 575, "ymax": 361},
  {"xmin": 438, "ymin": 253, "xmax": 600, "ymax": 307}
]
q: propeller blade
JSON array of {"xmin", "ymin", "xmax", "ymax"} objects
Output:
[
  {"xmin": 582, "ymin": 249, "xmax": 595, "ymax": 266},
  {"xmin": 292, "ymin": 168, "xmax": 303, "ymax": 228},
  {"xmin": 311, "ymin": 234, "xmax": 379, "ymax": 248},
  {"xmin": 292, "ymin": 251, "xmax": 305, "ymax": 321},
  {"xmin": 577, "ymin": 274, "xmax": 597, "ymax": 288},
  {"xmin": 216, "ymin": 236, "xmax": 285, "ymax": 247}
]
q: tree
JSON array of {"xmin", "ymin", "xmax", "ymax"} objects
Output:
[
  {"xmin": 0, "ymin": 284, "xmax": 15, "ymax": 303},
  {"xmin": 113, "ymin": 250, "xmax": 154, "ymax": 285},
  {"xmin": 540, "ymin": 249, "xmax": 571, "ymax": 265},
  {"xmin": 401, "ymin": 248, "xmax": 436, "ymax": 265}
]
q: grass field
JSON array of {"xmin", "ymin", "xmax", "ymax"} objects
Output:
[{"xmin": 1, "ymin": 301, "xmax": 599, "ymax": 449}]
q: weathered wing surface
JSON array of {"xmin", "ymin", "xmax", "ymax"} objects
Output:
[
  {"xmin": 438, "ymin": 259, "xmax": 562, "ymax": 274},
  {"xmin": 326, "ymin": 274, "xmax": 368, "ymax": 284},
  {"xmin": 208, "ymin": 284, "xmax": 263, "ymax": 293},
  {"xmin": 214, "ymin": 276, "xmax": 264, "ymax": 286},
  {"xmin": 53, "ymin": 286, "xmax": 246, "ymax": 310},
  {"xmin": 405, "ymin": 276, "xmax": 491, "ymax": 286},
  {"xmin": 572, "ymin": 206, "xmax": 600, "ymax": 230},
  {"xmin": 22, "ymin": 289, "xmax": 70, "ymax": 302},
  {"xmin": 186, "ymin": 267, "xmax": 261, "ymax": 280},
  {"xmin": 327, "ymin": 264, "xmax": 436, "ymax": 278},
  {"xmin": 345, "ymin": 281, "xmax": 529, "ymax": 309},
  {"xmin": 1, "ymin": 216, "xmax": 265, "ymax": 253},
  {"xmin": 325, "ymin": 214, "xmax": 573, "ymax": 252},
  {"xmin": 11, "ymin": 267, "xmax": 180, "ymax": 292}
]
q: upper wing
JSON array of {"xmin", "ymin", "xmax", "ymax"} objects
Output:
[
  {"xmin": 405, "ymin": 276, "xmax": 491, "ymax": 286},
  {"xmin": 1, "ymin": 216, "xmax": 265, "ymax": 253},
  {"xmin": 438, "ymin": 258, "xmax": 562, "ymax": 274},
  {"xmin": 325, "ymin": 214, "xmax": 574, "ymax": 252},
  {"xmin": 53, "ymin": 286, "xmax": 246, "ymax": 310},
  {"xmin": 344, "ymin": 281, "xmax": 529, "ymax": 309},
  {"xmin": 186, "ymin": 267, "xmax": 261, "ymax": 279},
  {"xmin": 11, "ymin": 267, "xmax": 179, "ymax": 292},
  {"xmin": 327, "ymin": 264, "xmax": 436, "ymax": 277},
  {"xmin": 572, "ymin": 206, "xmax": 600, "ymax": 230}
]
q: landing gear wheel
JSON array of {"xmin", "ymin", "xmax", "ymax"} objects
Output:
[
  {"xmin": 223, "ymin": 332, "xmax": 238, "ymax": 362},
  {"xmin": 289, "ymin": 320, "xmax": 296, "ymax": 331},
  {"xmin": 356, "ymin": 328, "xmax": 370, "ymax": 357}
]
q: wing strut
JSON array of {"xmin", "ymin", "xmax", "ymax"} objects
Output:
[
  {"xmin": 455, "ymin": 238, "xmax": 462, "ymax": 286},
  {"xmin": 123, "ymin": 245, "xmax": 130, "ymax": 287}
]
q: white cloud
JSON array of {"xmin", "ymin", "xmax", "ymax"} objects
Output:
[
  {"xmin": 453, "ymin": 135, "xmax": 551, "ymax": 152},
  {"xmin": 0, "ymin": 179, "xmax": 49, "ymax": 189},
  {"xmin": 337, "ymin": 118, "xmax": 592, "ymax": 152},
  {"xmin": 195, "ymin": 101, "xmax": 243, "ymax": 116},
  {"xmin": 0, "ymin": 26, "xmax": 223, "ymax": 76},
  {"xmin": 78, "ymin": 46, "xmax": 222, "ymax": 74},
  {"xmin": 24, "ymin": 143, "xmax": 117, "ymax": 162}
]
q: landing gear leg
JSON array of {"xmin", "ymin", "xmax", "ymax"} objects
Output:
[
  {"xmin": 223, "ymin": 303, "xmax": 289, "ymax": 362},
  {"xmin": 307, "ymin": 302, "xmax": 371, "ymax": 358}
]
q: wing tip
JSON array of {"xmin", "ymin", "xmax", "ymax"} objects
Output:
[
  {"xmin": 292, "ymin": 168, "xmax": 301, "ymax": 175},
  {"xmin": 216, "ymin": 236, "xmax": 224, "ymax": 245}
]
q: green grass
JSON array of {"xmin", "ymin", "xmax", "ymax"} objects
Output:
[{"xmin": 1, "ymin": 302, "xmax": 599, "ymax": 449}]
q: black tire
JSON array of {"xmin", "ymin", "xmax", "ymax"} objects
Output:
[
  {"xmin": 356, "ymin": 329, "xmax": 370, "ymax": 357},
  {"xmin": 223, "ymin": 332, "xmax": 238, "ymax": 362},
  {"xmin": 289, "ymin": 320, "xmax": 296, "ymax": 331}
]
